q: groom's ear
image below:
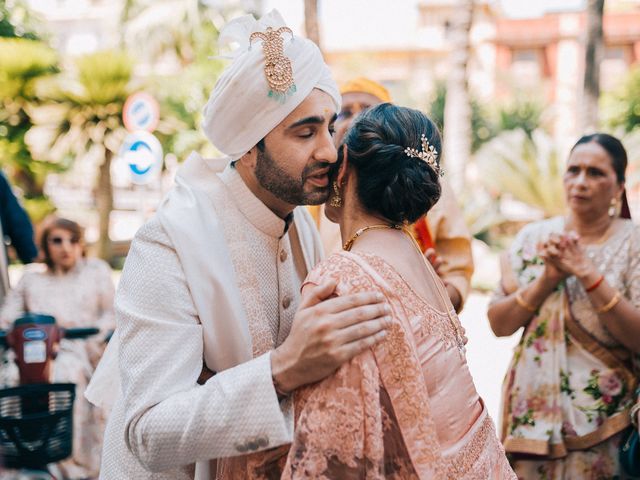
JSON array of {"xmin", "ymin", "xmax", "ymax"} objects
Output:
[
  {"xmin": 336, "ymin": 146, "xmax": 349, "ymax": 185},
  {"xmin": 238, "ymin": 144, "xmax": 259, "ymax": 169}
]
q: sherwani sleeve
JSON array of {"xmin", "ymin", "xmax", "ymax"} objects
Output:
[
  {"xmin": 118, "ymin": 219, "xmax": 292, "ymax": 472},
  {"xmin": 428, "ymin": 179, "xmax": 474, "ymax": 307}
]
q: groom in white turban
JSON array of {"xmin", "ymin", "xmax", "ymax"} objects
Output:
[{"xmin": 93, "ymin": 10, "xmax": 390, "ymax": 479}]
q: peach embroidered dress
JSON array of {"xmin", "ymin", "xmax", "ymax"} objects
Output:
[{"xmin": 223, "ymin": 251, "xmax": 515, "ymax": 479}]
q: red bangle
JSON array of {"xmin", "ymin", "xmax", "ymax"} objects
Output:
[{"xmin": 586, "ymin": 274, "xmax": 605, "ymax": 293}]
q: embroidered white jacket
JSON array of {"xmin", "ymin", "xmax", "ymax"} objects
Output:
[{"xmin": 91, "ymin": 153, "xmax": 323, "ymax": 479}]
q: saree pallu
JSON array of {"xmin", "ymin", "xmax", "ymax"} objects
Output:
[
  {"xmin": 219, "ymin": 251, "xmax": 514, "ymax": 479},
  {"xmin": 499, "ymin": 217, "xmax": 640, "ymax": 479}
]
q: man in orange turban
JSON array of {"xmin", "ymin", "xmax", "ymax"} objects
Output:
[{"xmin": 310, "ymin": 77, "xmax": 474, "ymax": 312}]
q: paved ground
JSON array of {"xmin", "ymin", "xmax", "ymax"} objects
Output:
[{"xmin": 458, "ymin": 292, "xmax": 521, "ymax": 424}]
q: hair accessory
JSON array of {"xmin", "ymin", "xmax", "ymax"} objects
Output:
[
  {"xmin": 404, "ymin": 134, "xmax": 442, "ymax": 176},
  {"xmin": 250, "ymin": 26, "xmax": 297, "ymax": 103}
]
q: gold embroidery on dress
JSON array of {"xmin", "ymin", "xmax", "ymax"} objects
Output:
[
  {"xmin": 268, "ymin": 252, "xmax": 516, "ymax": 480},
  {"xmin": 310, "ymin": 253, "xmax": 515, "ymax": 478},
  {"xmin": 353, "ymin": 251, "xmax": 464, "ymax": 351},
  {"xmin": 250, "ymin": 27, "xmax": 297, "ymax": 103}
]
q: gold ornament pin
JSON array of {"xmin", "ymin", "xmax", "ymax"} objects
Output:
[{"xmin": 250, "ymin": 26, "xmax": 297, "ymax": 103}]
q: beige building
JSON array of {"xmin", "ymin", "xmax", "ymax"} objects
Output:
[
  {"xmin": 494, "ymin": 7, "xmax": 640, "ymax": 151},
  {"xmin": 314, "ymin": 0, "xmax": 640, "ymax": 152},
  {"xmin": 322, "ymin": 1, "xmax": 498, "ymax": 111}
]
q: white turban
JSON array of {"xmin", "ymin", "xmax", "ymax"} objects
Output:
[{"xmin": 202, "ymin": 10, "xmax": 340, "ymax": 160}]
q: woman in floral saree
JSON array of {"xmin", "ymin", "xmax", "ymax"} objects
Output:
[
  {"xmin": 489, "ymin": 133, "xmax": 640, "ymax": 479},
  {"xmin": 220, "ymin": 104, "xmax": 514, "ymax": 479}
]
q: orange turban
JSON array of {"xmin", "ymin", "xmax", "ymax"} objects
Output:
[{"xmin": 339, "ymin": 77, "xmax": 392, "ymax": 103}]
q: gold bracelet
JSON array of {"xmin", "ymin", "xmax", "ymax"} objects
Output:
[
  {"xmin": 596, "ymin": 291, "xmax": 622, "ymax": 314},
  {"xmin": 515, "ymin": 291, "xmax": 537, "ymax": 313}
]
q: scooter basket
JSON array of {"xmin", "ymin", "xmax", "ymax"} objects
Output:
[{"xmin": 0, "ymin": 383, "xmax": 75, "ymax": 469}]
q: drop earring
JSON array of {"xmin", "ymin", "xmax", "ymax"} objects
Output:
[
  {"xmin": 330, "ymin": 181, "xmax": 342, "ymax": 208},
  {"xmin": 609, "ymin": 198, "xmax": 618, "ymax": 217}
]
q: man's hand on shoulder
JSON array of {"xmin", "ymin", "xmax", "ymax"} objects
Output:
[{"xmin": 271, "ymin": 281, "xmax": 391, "ymax": 394}]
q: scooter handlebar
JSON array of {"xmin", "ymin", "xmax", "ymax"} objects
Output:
[{"xmin": 63, "ymin": 327, "xmax": 100, "ymax": 340}]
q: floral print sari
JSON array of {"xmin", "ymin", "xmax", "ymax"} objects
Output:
[{"xmin": 497, "ymin": 217, "xmax": 640, "ymax": 479}]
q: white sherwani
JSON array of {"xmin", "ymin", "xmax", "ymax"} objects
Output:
[{"xmin": 96, "ymin": 153, "xmax": 323, "ymax": 479}]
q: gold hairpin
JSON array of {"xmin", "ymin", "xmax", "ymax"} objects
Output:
[
  {"xmin": 250, "ymin": 26, "xmax": 297, "ymax": 103},
  {"xmin": 404, "ymin": 134, "xmax": 442, "ymax": 176}
]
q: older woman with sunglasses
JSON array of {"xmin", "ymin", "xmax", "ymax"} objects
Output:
[{"xmin": 0, "ymin": 217, "xmax": 115, "ymax": 479}]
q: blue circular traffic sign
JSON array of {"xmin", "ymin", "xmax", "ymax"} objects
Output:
[{"xmin": 120, "ymin": 131, "xmax": 163, "ymax": 185}]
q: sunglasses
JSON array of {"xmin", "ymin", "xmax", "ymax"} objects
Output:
[{"xmin": 48, "ymin": 236, "xmax": 79, "ymax": 246}]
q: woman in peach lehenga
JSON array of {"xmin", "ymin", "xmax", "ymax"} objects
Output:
[{"xmin": 223, "ymin": 104, "xmax": 514, "ymax": 479}]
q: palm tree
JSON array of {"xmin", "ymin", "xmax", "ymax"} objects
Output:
[
  {"xmin": 581, "ymin": 0, "xmax": 605, "ymax": 132},
  {"xmin": 0, "ymin": 38, "xmax": 58, "ymax": 219},
  {"xmin": 122, "ymin": 0, "xmax": 201, "ymax": 66},
  {"xmin": 443, "ymin": 0, "xmax": 474, "ymax": 193},
  {"xmin": 27, "ymin": 50, "xmax": 133, "ymax": 260},
  {"xmin": 474, "ymin": 129, "xmax": 565, "ymax": 217},
  {"xmin": 121, "ymin": 0, "xmax": 256, "ymax": 67},
  {"xmin": 601, "ymin": 66, "xmax": 640, "ymax": 134},
  {"xmin": 0, "ymin": 0, "xmax": 39, "ymax": 40},
  {"xmin": 304, "ymin": 0, "xmax": 321, "ymax": 50}
]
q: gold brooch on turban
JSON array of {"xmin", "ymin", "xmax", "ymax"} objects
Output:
[{"xmin": 250, "ymin": 26, "xmax": 297, "ymax": 103}]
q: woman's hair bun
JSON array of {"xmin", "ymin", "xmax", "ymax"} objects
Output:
[{"xmin": 344, "ymin": 103, "xmax": 442, "ymax": 224}]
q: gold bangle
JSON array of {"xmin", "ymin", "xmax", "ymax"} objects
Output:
[
  {"xmin": 515, "ymin": 291, "xmax": 537, "ymax": 313},
  {"xmin": 596, "ymin": 291, "xmax": 621, "ymax": 314}
]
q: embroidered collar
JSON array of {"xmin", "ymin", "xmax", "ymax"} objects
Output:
[{"xmin": 220, "ymin": 164, "xmax": 292, "ymax": 238}]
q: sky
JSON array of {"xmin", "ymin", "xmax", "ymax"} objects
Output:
[
  {"xmin": 261, "ymin": 0, "xmax": 588, "ymax": 51},
  {"xmin": 264, "ymin": 0, "xmax": 588, "ymax": 25},
  {"xmin": 498, "ymin": 0, "xmax": 585, "ymax": 17}
]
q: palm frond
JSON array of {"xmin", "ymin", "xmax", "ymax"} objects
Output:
[{"xmin": 474, "ymin": 129, "xmax": 565, "ymax": 216}]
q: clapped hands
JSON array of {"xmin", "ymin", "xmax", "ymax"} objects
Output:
[{"xmin": 538, "ymin": 231, "xmax": 597, "ymax": 283}]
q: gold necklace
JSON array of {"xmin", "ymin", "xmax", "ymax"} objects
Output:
[
  {"xmin": 342, "ymin": 224, "xmax": 403, "ymax": 251},
  {"xmin": 565, "ymin": 216, "xmax": 614, "ymax": 245},
  {"xmin": 343, "ymin": 222, "xmax": 466, "ymax": 353}
]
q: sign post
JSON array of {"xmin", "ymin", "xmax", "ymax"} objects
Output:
[
  {"xmin": 120, "ymin": 131, "xmax": 163, "ymax": 186},
  {"xmin": 119, "ymin": 130, "xmax": 163, "ymax": 226},
  {"xmin": 120, "ymin": 92, "xmax": 163, "ymax": 227}
]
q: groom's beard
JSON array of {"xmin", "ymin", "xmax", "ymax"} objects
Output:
[{"xmin": 255, "ymin": 147, "xmax": 332, "ymax": 206}]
